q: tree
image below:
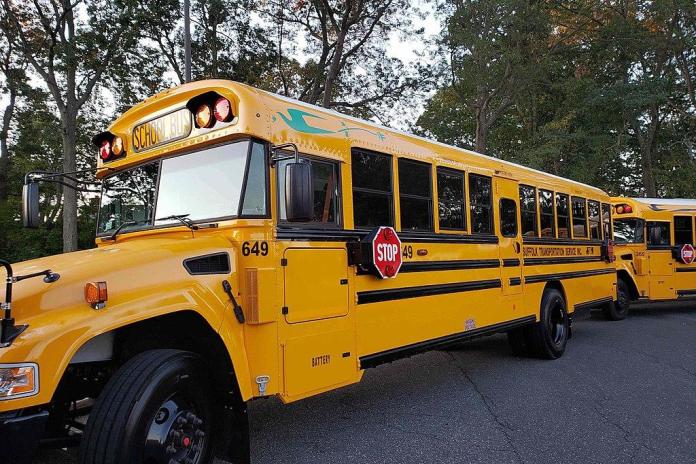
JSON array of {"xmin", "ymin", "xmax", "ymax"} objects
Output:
[
  {"xmin": 261, "ymin": 0, "xmax": 427, "ymax": 120},
  {"xmin": 4, "ymin": 0, "xmax": 137, "ymax": 252},
  {"xmin": 0, "ymin": 5, "xmax": 25, "ymax": 202},
  {"xmin": 420, "ymin": 0, "xmax": 553, "ymax": 154}
]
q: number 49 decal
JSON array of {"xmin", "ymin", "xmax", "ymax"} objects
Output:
[{"xmin": 242, "ymin": 241, "xmax": 269, "ymax": 256}]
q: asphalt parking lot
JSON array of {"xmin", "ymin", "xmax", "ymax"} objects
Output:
[{"xmin": 35, "ymin": 302, "xmax": 696, "ymax": 464}]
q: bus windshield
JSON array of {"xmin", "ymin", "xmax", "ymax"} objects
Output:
[
  {"xmin": 97, "ymin": 140, "xmax": 254, "ymax": 235},
  {"xmin": 613, "ymin": 218, "xmax": 645, "ymax": 244}
]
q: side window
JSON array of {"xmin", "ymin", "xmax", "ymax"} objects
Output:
[
  {"xmin": 398, "ymin": 159, "xmax": 433, "ymax": 231},
  {"xmin": 352, "ymin": 149, "xmax": 392, "ymax": 228},
  {"xmin": 648, "ymin": 221, "xmax": 671, "ymax": 246},
  {"xmin": 469, "ymin": 174, "xmax": 493, "ymax": 234},
  {"xmin": 571, "ymin": 196, "xmax": 587, "ymax": 238},
  {"xmin": 240, "ymin": 142, "xmax": 268, "ymax": 216},
  {"xmin": 499, "ymin": 198, "xmax": 518, "ymax": 238},
  {"xmin": 437, "ymin": 168, "xmax": 466, "ymax": 230},
  {"xmin": 588, "ymin": 200, "xmax": 601, "ymax": 240},
  {"xmin": 519, "ymin": 185, "xmax": 538, "ymax": 237},
  {"xmin": 539, "ymin": 189, "xmax": 555, "ymax": 238},
  {"xmin": 674, "ymin": 216, "xmax": 693, "ymax": 244},
  {"xmin": 601, "ymin": 203, "xmax": 612, "ymax": 240},
  {"xmin": 556, "ymin": 193, "xmax": 570, "ymax": 238},
  {"xmin": 278, "ymin": 156, "xmax": 339, "ymax": 225}
]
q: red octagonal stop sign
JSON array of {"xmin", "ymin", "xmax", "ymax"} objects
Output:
[
  {"xmin": 370, "ymin": 226, "xmax": 402, "ymax": 278},
  {"xmin": 680, "ymin": 243, "xmax": 695, "ymax": 264}
]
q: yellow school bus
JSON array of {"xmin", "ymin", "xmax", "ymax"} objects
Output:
[
  {"xmin": 612, "ymin": 197, "xmax": 696, "ymax": 313},
  {"xmin": 1, "ymin": 80, "xmax": 618, "ymax": 464}
]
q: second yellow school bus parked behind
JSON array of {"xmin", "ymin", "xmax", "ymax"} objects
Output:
[
  {"xmin": 2, "ymin": 80, "xmax": 618, "ymax": 463},
  {"xmin": 612, "ymin": 197, "xmax": 696, "ymax": 314}
]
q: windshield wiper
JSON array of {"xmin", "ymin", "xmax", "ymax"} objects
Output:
[
  {"xmin": 105, "ymin": 220, "xmax": 139, "ymax": 241},
  {"xmin": 156, "ymin": 214, "xmax": 198, "ymax": 231}
]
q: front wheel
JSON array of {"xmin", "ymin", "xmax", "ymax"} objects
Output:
[
  {"xmin": 603, "ymin": 279, "xmax": 630, "ymax": 321},
  {"xmin": 526, "ymin": 288, "xmax": 569, "ymax": 359},
  {"xmin": 79, "ymin": 349, "xmax": 216, "ymax": 464}
]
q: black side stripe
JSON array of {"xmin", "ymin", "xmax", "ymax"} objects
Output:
[
  {"xmin": 523, "ymin": 237, "xmax": 603, "ymax": 246},
  {"xmin": 503, "ymin": 258, "xmax": 520, "ymax": 267},
  {"xmin": 574, "ymin": 296, "xmax": 612, "ymax": 312},
  {"xmin": 677, "ymin": 290, "xmax": 696, "ymax": 297},
  {"xmin": 525, "ymin": 268, "xmax": 614, "ymax": 284},
  {"xmin": 400, "ymin": 259, "xmax": 500, "ymax": 273},
  {"xmin": 357, "ymin": 279, "xmax": 502, "ymax": 305},
  {"xmin": 676, "ymin": 268, "xmax": 696, "ymax": 273},
  {"xmin": 509, "ymin": 277, "xmax": 522, "ymax": 286},
  {"xmin": 276, "ymin": 227, "xmax": 500, "ymax": 244},
  {"xmin": 524, "ymin": 256, "xmax": 602, "ymax": 266},
  {"xmin": 359, "ymin": 316, "xmax": 536, "ymax": 369},
  {"xmin": 399, "ymin": 231, "xmax": 499, "ymax": 244},
  {"xmin": 646, "ymin": 245, "xmax": 673, "ymax": 251}
]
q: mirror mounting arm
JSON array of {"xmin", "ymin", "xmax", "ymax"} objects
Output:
[{"xmin": 269, "ymin": 143, "xmax": 300, "ymax": 167}]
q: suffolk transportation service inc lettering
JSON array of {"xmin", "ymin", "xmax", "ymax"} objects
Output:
[{"xmin": 523, "ymin": 246, "xmax": 594, "ymax": 257}]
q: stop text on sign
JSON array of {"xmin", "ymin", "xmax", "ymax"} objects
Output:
[{"xmin": 376, "ymin": 243, "xmax": 399, "ymax": 262}]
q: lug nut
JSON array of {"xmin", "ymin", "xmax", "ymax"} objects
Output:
[{"xmin": 195, "ymin": 429, "xmax": 205, "ymax": 438}]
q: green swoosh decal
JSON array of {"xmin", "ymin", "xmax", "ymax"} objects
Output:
[{"xmin": 276, "ymin": 108, "xmax": 385, "ymax": 141}]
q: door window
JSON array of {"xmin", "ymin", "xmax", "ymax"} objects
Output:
[
  {"xmin": 499, "ymin": 198, "xmax": 518, "ymax": 238},
  {"xmin": 278, "ymin": 156, "xmax": 340, "ymax": 225}
]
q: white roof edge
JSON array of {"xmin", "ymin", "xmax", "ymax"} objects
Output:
[
  {"xmin": 258, "ymin": 88, "xmax": 606, "ymax": 195},
  {"xmin": 632, "ymin": 198, "xmax": 696, "ymax": 205}
]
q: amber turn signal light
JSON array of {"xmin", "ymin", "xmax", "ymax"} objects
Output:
[
  {"xmin": 195, "ymin": 103, "xmax": 213, "ymax": 128},
  {"xmin": 85, "ymin": 281, "xmax": 108, "ymax": 309}
]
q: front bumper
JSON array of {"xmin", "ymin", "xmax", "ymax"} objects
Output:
[{"xmin": 0, "ymin": 409, "xmax": 48, "ymax": 463}]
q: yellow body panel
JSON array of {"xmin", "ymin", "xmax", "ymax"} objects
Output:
[
  {"xmin": 612, "ymin": 197, "xmax": 696, "ymax": 302},
  {"xmin": 2, "ymin": 80, "xmax": 616, "ymax": 415}
]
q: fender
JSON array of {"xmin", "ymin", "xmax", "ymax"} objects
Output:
[{"xmin": 1, "ymin": 273, "xmax": 254, "ymax": 411}]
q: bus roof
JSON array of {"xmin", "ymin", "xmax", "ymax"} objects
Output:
[
  {"xmin": 105, "ymin": 79, "xmax": 608, "ymax": 198},
  {"xmin": 256, "ymin": 86, "xmax": 607, "ymax": 197}
]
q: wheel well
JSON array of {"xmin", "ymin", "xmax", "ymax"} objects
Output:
[
  {"xmin": 56, "ymin": 311, "xmax": 242, "ymax": 419},
  {"xmin": 111, "ymin": 311, "xmax": 240, "ymax": 400},
  {"xmin": 543, "ymin": 280, "xmax": 567, "ymax": 306},
  {"xmin": 617, "ymin": 270, "xmax": 639, "ymax": 300}
]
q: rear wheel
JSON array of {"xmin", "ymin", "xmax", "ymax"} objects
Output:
[
  {"xmin": 526, "ymin": 288, "xmax": 569, "ymax": 359},
  {"xmin": 79, "ymin": 349, "xmax": 216, "ymax": 464},
  {"xmin": 603, "ymin": 279, "xmax": 630, "ymax": 321}
]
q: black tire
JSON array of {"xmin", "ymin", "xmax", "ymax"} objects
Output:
[
  {"xmin": 507, "ymin": 327, "xmax": 530, "ymax": 356},
  {"xmin": 526, "ymin": 288, "xmax": 569, "ymax": 359},
  {"xmin": 603, "ymin": 279, "xmax": 630, "ymax": 321},
  {"xmin": 79, "ymin": 349, "xmax": 216, "ymax": 464}
]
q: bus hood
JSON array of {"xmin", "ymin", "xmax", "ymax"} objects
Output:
[{"xmin": 1, "ymin": 235, "xmax": 236, "ymax": 329}]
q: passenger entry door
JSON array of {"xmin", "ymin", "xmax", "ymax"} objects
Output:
[{"xmin": 495, "ymin": 177, "xmax": 523, "ymax": 295}]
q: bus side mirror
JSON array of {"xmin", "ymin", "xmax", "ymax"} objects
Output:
[
  {"xmin": 285, "ymin": 162, "xmax": 313, "ymax": 222},
  {"xmin": 22, "ymin": 182, "xmax": 40, "ymax": 228}
]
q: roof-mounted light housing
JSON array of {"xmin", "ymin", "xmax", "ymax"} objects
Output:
[
  {"xmin": 92, "ymin": 131, "xmax": 126, "ymax": 162},
  {"xmin": 186, "ymin": 91, "xmax": 235, "ymax": 129}
]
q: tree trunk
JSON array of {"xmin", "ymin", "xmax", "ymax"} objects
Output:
[
  {"xmin": 61, "ymin": 116, "xmax": 78, "ymax": 252},
  {"xmin": 0, "ymin": 85, "xmax": 16, "ymax": 201},
  {"xmin": 322, "ymin": 30, "xmax": 347, "ymax": 108},
  {"xmin": 475, "ymin": 108, "xmax": 488, "ymax": 154},
  {"xmin": 640, "ymin": 145, "xmax": 657, "ymax": 197}
]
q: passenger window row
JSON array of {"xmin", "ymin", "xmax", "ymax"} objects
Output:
[{"xmin": 280, "ymin": 148, "xmax": 612, "ymax": 242}]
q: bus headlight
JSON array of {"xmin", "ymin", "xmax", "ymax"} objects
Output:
[{"xmin": 0, "ymin": 363, "xmax": 39, "ymax": 400}]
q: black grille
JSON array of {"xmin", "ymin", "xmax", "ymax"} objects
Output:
[{"xmin": 183, "ymin": 253, "xmax": 230, "ymax": 275}]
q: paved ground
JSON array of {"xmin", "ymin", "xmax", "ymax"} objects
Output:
[{"xmin": 35, "ymin": 302, "xmax": 696, "ymax": 464}]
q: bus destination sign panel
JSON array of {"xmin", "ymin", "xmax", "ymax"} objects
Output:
[{"xmin": 132, "ymin": 107, "xmax": 192, "ymax": 152}]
